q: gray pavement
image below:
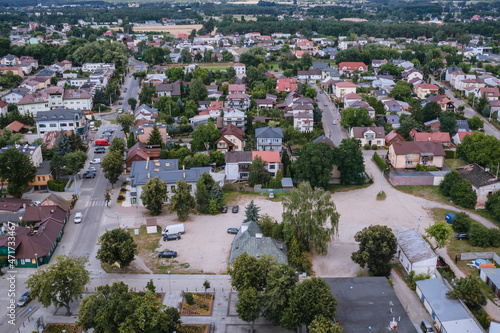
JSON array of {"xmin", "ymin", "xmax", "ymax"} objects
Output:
[{"xmin": 314, "ymin": 84, "xmax": 347, "ymax": 146}]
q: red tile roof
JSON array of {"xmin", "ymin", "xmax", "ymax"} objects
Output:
[{"xmin": 252, "ymin": 151, "xmax": 280, "ymax": 163}]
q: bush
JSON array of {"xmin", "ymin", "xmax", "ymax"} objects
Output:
[
  {"xmin": 363, "ymin": 144, "xmax": 370, "ymax": 150},
  {"xmin": 184, "ymin": 292, "xmax": 194, "ymax": 306},
  {"xmin": 47, "ymin": 179, "xmax": 68, "ymax": 192},
  {"xmin": 452, "ymin": 212, "xmax": 472, "ymax": 233},
  {"xmin": 489, "ymin": 228, "xmax": 500, "ymax": 247},
  {"xmin": 445, "ymin": 150, "xmax": 457, "ymax": 159},
  {"xmin": 486, "ymin": 191, "xmax": 500, "ymax": 221},
  {"xmin": 372, "ymin": 152, "xmax": 389, "ymax": 171},
  {"xmin": 439, "ymin": 170, "xmax": 462, "ymax": 197},
  {"xmin": 371, "ymin": 144, "xmax": 378, "ymax": 150},
  {"xmin": 469, "ymin": 225, "xmax": 491, "ymax": 248},
  {"xmin": 450, "ymin": 179, "xmax": 477, "ymax": 209},
  {"xmin": 117, "ymin": 195, "xmax": 125, "ymax": 202}
]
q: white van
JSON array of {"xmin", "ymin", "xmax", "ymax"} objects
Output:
[{"xmin": 161, "ymin": 223, "xmax": 185, "ymax": 236}]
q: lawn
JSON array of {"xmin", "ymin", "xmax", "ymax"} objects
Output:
[
  {"xmin": 396, "ymin": 185, "xmax": 452, "ymax": 205},
  {"xmin": 181, "ymin": 293, "xmax": 214, "ymax": 316},
  {"xmin": 444, "ymin": 158, "xmax": 468, "ymax": 170},
  {"xmin": 222, "ymin": 190, "xmax": 262, "ymax": 206},
  {"xmin": 326, "ymin": 182, "xmax": 372, "ymax": 193}
]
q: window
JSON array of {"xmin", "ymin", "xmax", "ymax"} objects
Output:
[
  {"xmin": 269, "ymin": 164, "xmax": 276, "ymax": 170},
  {"xmin": 406, "ymin": 153, "xmax": 414, "ymax": 158},
  {"xmin": 39, "ymin": 124, "xmax": 46, "ymax": 128},
  {"xmin": 60, "ymin": 123, "xmax": 67, "ymax": 127},
  {"xmin": 68, "ymin": 123, "xmax": 74, "ymax": 126},
  {"xmin": 37, "ymin": 177, "xmax": 41, "ymax": 181},
  {"xmin": 49, "ymin": 124, "xmax": 57, "ymax": 127},
  {"xmin": 377, "ymin": 140, "xmax": 381, "ymax": 145},
  {"xmin": 406, "ymin": 161, "xmax": 413, "ymax": 165}
]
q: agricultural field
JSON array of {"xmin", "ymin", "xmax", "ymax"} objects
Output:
[{"xmin": 111, "ymin": 24, "xmax": 204, "ymax": 35}]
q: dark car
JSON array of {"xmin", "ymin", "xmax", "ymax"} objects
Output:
[
  {"xmin": 82, "ymin": 171, "xmax": 96, "ymax": 179},
  {"xmin": 95, "ymin": 147, "xmax": 106, "ymax": 154},
  {"xmin": 221, "ymin": 206, "xmax": 228, "ymax": 213},
  {"xmin": 227, "ymin": 228, "xmax": 239, "ymax": 234},
  {"xmin": 163, "ymin": 233, "xmax": 181, "ymax": 241},
  {"xmin": 17, "ymin": 291, "xmax": 31, "ymax": 307},
  {"xmin": 456, "ymin": 233, "xmax": 469, "ymax": 240},
  {"xmin": 232, "ymin": 205, "xmax": 239, "ymax": 213},
  {"xmin": 158, "ymin": 251, "xmax": 177, "ymax": 258}
]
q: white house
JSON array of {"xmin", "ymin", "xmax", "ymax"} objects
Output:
[
  {"xmin": 225, "ymin": 151, "xmax": 281, "ymax": 181},
  {"xmin": 223, "ymin": 109, "xmax": 246, "ymax": 130},
  {"xmin": 2, "ymin": 88, "xmax": 30, "ymax": 104},
  {"xmin": 234, "ymin": 63, "xmax": 246, "ymax": 77},
  {"xmin": 255, "ymin": 126, "xmax": 283, "ymax": 151},
  {"xmin": 395, "ymin": 229, "xmax": 437, "ymax": 275},
  {"xmin": 82, "ymin": 63, "xmax": 115, "ymax": 72},
  {"xmin": 35, "ymin": 108, "xmax": 85, "ymax": 138},
  {"xmin": 63, "ymin": 89, "xmax": 93, "ymax": 110},
  {"xmin": 479, "ymin": 268, "xmax": 500, "ymax": 298},
  {"xmin": 17, "ymin": 92, "xmax": 50, "ymax": 116}
]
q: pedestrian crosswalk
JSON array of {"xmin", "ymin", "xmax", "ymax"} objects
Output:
[{"xmin": 88, "ymin": 200, "xmax": 107, "ymax": 207}]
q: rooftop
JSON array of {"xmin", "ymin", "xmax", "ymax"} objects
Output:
[
  {"xmin": 456, "ymin": 163, "xmax": 500, "ymax": 188},
  {"xmin": 395, "ymin": 229, "xmax": 437, "ymax": 263}
]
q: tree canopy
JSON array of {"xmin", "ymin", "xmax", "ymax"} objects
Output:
[
  {"xmin": 425, "ymin": 222, "xmax": 453, "ymax": 249},
  {"xmin": 0, "ymin": 148, "xmax": 37, "ymax": 198},
  {"xmin": 140, "ymin": 177, "xmax": 168, "ymax": 216},
  {"xmin": 457, "ymin": 132, "xmax": 500, "ymax": 170},
  {"xmin": 96, "ymin": 228, "xmax": 138, "ymax": 269},
  {"xmin": 169, "ymin": 180, "xmax": 196, "ymax": 221},
  {"xmin": 340, "ymin": 107, "xmax": 372, "ymax": 130},
  {"xmin": 333, "ymin": 138, "xmax": 365, "ymax": 185},
  {"xmin": 294, "ymin": 142, "xmax": 335, "ymax": 189}
]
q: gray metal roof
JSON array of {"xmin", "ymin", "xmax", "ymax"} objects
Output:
[
  {"xmin": 35, "ymin": 108, "xmax": 82, "ymax": 121},
  {"xmin": 129, "ymin": 159, "xmax": 211, "ymax": 187},
  {"xmin": 395, "ymin": 229, "xmax": 437, "ymax": 264},
  {"xmin": 281, "ymin": 177, "xmax": 293, "ymax": 188},
  {"xmin": 255, "ymin": 126, "xmax": 283, "ymax": 139},
  {"xmin": 481, "ymin": 268, "xmax": 500, "ymax": 288}
]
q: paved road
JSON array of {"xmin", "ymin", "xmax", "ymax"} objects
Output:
[
  {"xmin": 313, "ymin": 85, "xmax": 346, "ymax": 146},
  {"xmin": 430, "ymin": 76, "xmax": 500, "ymax": 139}
]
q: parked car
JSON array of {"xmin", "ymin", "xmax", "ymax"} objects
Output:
[
  {"xmin": 90, "ymin": 158, "xmax": 102, "ymax": 164},
  {"xmin": 158, "ymin": 251, "xmax": 177, "ymax": 258},
  {"xmin": 227, "ymin": 228, "xmax": 239, "ymax": 234},
  {"xmin": 74, "ymin": 212, "xmax": 82, "ymax": 223},
  {"xmin": 163, "ymin": 233, "xmax": 181, "ymax": 241},
  {"xmin": 119, "ymin": 97, "xmax": 124, "ymax": 100},
  {"xmin": 269, "ymin": 192, "xmax": 274, "ymax": 199},
  {"xmin": 82, "ymin": 171, "xmax": 96, "ymax": 179},
  {"xmin": 456, "ymin": 233, "xmax": 469, "ymax": 240},
  {"xmin": 17, "ymin": 291, "xmax": 31, "ymax": 307},
  {"xmin": 221, "ymin": 206, "xmax": 228, "ymax": 213},
  {"xmin": 87, "ymin": 167, "xmax": 97, "ymax": 172},
  {"xmin": 324, "ymin": 102, "xmax": 328, "ymax": 106},
  {"xmin": 117, "ymin": 108, "xmax": 124, "ymax": 114},
  {"xmin": 232, "ymin": 205, "xmax": 239, "ymax": 213},
  {"xmin": 95, "ymin": 147, "xmax": 106, "ymax": 154},
  {"xmin": 332, "ymin": 120, "xmax": 337, "ymax": 125}
]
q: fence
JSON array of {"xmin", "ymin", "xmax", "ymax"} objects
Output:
[
  {"xmin": 460, "ymin": 252, "xmax": 500, "ymax": 263},
  {"xmin": 222, "ymin": 184, "xmax": 254, "ymax": 192},
  {"xmin": 254, "ymin": 185, "xmax": 291, "ymax": 194}
]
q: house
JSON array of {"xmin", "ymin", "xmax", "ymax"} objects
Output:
[
  {"xmin": 129, "ymin": 159, "xmax": 212, "ymax": 205},
  {"xmin": 323, "ymin": 277, "xmax": 416, "ymax": 333},
  {"xmin": 294, "ymin": 112, "xmax": 314, "ymax": 132},
  {"xmin": 415, "ymin": 84, "xmax": 439, "ymax": 99},
  {"xmin": 17, "ymin": 92, "xmax": 50, "ymax": 116},
  {"xmin": 226, "ymin": 93, "xmax": 250, "ymax": 111},
  {"xmin": 35, "ymin": 108, "xmax": 85, "ymax": 138},
  {"xmin": 225, "ymin": 151, "xmax": 281, "ymax": 181},
  {"xmin": 343, "ymin": 92, "xmax": 362, "ymax": 106},
  {"xmin": 385, "ymin": 115, "xmax": 400, "ymax": 129},
  {"xmin": 229, "ymin": 220, "xmax": 287, "ymax": 264},
  {"xmin": 402, "ymin": 68, "xmax": 424, "ymax": 82},
  {"xmin": 156, "ymin": 81, "xmax": 181, "ymax": 97},
  {"xmin": 371, "ymin": 59, "xmax": 388, "ymax": 69},
  {"xmin": 479, "ymin": 268, "xmax": 500, "ymax": 298},
  {"xmin": 228, "ymin": 84, "xmax": 246, "ymax": 95},
  {"xmin": 223, "ymin": 109, "xmax": 246, "ymax": 130},
  {"xmin": 233, "ymin": 63, "xmax": 246, "ymax": 76},
  {"xmin": 5, "ymin": 120, "xmax": 32, "ymax": 134},
  {"xmin": 63, "ymin": 89, "xmax": 93, "ymax": 110},
  {"xmin": 276, "ymin": 78, "xmax": 297, "ymax": 93},
  {"xmin": 416, "ymin": 278, "xmax": 485, "ymax": 333},
  {"xmin": 445, "ymin": 64, "xmax": 462, "ymax": 82},
  {"xmin": 0, "ymin": 65, "xmax": 24, "ymax": 78},
  {"xmin": 132, "ymin": 123, "xmax": 168, "ymax": 144},
  {"xmin": 337, "ymin": 62, "xmax": 367, "ymax": 76},
  {"xmin": 457, "ymin": 120, "xmax": 470, "ymax": 132},
  {"xmin": 215, "ymin": 124, "xmax": 245, "ymax": 152},
  {"xmin": 255, "ymin": 126, "xmax": 283, "ymax": 151},
  {"xmin": 409, "ymin": 130, "xmax": 451, "ymax": 146},
  {"xmin": 426, "ymin": 95, "xmax": 455, "ymax": 112},
  {"xmin": 255, "ymin": 99, "xmax": 275, "ymax": 109},
  {"xmin": 322, "ymin": 67, "xmax": 341, "ymax": 79},
  {"xmin": 135, "ymin": 104, "xmax": 159, "ymax": 121},
  {"xmin": 456, "ymin": 164, "xmax": 500, "ymax": 209},
  {"xmin": 385, "ymin": 130, "xmax": 405, "ymax": 146},
  {"xmin": 0, "ymin": 144, "xmax": 43, "ymax": 167},
  {"xmin": 333, "ymin": 81, "xmax": 357, "ymax": 99},
  {"xmin": 395, "ymin": 229, "xmax": 437, "ymax": 275},
  {"xmin": 350, "ymin": 126, "xmax": 385, "ymax": 147},
  {"xmin": 452, "ymin": 131, "xmax": 473, "ymax": 145},
  {"xmin": 479, "ymin": 87, "xmax": 500, "ymax": 101},
  {"xmin": 388, "ymin": 141, "xmax": 446, "ymax": 170},
  {"xmin": 424, "ymin": 119, "xmax": 441, "ymax": 132},
  {"xmin": 1, "ymin": 54, "xmax": 20, "ymax": 66},
  {"xmin": 30, "ymin": 161, "xmax": 52, "ymax": 190},
  {"xmin": 125, "ymin": 142, "xmax": 162, "ymax": 171},
  {"xmin": 297, "ymin": 69, "xmax": 322, "ymax": 81},
  {"xmin": 2, "ymin": 87, "xmax": 29, "ymax": 104},
  {"xmin": 0, "ymin": 100, "xmax": 7, "ymax": 116}
]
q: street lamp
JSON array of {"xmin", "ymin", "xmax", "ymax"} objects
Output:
[
  {"xmin": 34, "ymin": 253, "xmax": 38, "ymax": 269},
  {"xmin": 168, "ymin": 271, "xmax": 171, "ymax": 295}
]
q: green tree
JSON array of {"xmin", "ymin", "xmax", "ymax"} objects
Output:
[
  {"xmin": 236, "ymin": 287, "xmax": 261, "ymax": 332},
  {"xmin": 282, "ymin": 278, "xmax": 337, "ymax": 331},
  {"xmin": 452, "ymin": 212, "xmax": 472, "ymax": 233},
  {"xmin": 422, "ymin": 101, "xmax": 442, "ymax": 122},
  {"xmin": 333, "ymin": 138, "xmax": 365, "ymax": 185},
  {"xmin": 210, "ymin": 150, "xmax": 225, "ymax": 166},
  {"xmin": 294, "ymin": 142, "xmax": 335, "ymax": 189},
  {"xmin": 127, "ymin": 97, "xmax": 137, "ymax": 110},
  {"xmin": 425, "ymin": 222, "xmax": 453, "ymax": 249},
  {"xmin": 63, "ymin": 150, "xmax": 87, "ymax": 193},
  {"xmin": 244, "ymin": 200, "xmax": 261, "ymax": 222},
  {"xmin": 69, "ymin": 132, "xmax": 85, "ymax": 152},
  {"xmin": 97, "ymin": 228, "xmax": 138, "ymax": 269},
  {"xmin": 109, "ymin": 137, "xmax": 126, "ymax": 156},
  {"xmin": 26, "ymin": 255, "xmax": 90, "ymax": 316},
  {"xmin": 309, "ymin": 315, "xmax": 343, "ymax": 333},
  {"xmin": 148, "ymin": 124, "xmax": 163, "ymax": 145},
  {"xmin": 210, "ymin": 182, "xmax": 224, "ymax": 204},
  {"xmin": 486, "ymin": 191, "xmax": 500, "ymax": 220},
  {"xmin": 388, "ymin": 81, "xmax": 412, "ymax": 100},
  {"xmin": 457, "ymin": 132, "xmax": 500, "ymax": 170},
  {"xmin": 340, "ymin": 107, "xmax": 371, "ymax": 129},
  {"xmin": 467, "ymin": 116, "xmax": 484, "ymax": 131},
  {"xmin": 195, "ymin": 172, "xmax": 215, "ymax": 214},
  {"xmin": 127, "ymin": 131, "xmax": 136, "ymax": 149},
  {"xmin": 248, "ymin": 156, "xmax": 271, "ymax": 187},
  {"xmin": 282, "ymin": 182, "xmax": 339, "ymax": 255},
  {"xmin": 140, "ymin": 177, "xmax": 168, "ymax": 216},
  {"xmin": 169, "ymin": 180, "xmax": 196, "ymax": 221},
  {"xmin": 397, "ymin": 114, "xmax": 421, "ymax": 140},
  {"xmin": 0, "ymin": 148, "xmax": 37, "ymax": 198},
  {"xmin": 190, "ymin": 122, "xmax": 220, "ymax": 152},
  {"xmin": 228, "ymin": 252, "xmax": 275, "ymax": 292},
  {"xmin": 189, "ymin": 78, "xmax": 208, "ymax": 102},
  {"xmin": 469, "ymin": 224, "xmax": 492, "ymax": 248},
  {"xmin": 450, "ymin": 179, "xmax": 477, "ymax": 209},
  {"xmin": 101, "ymin": 150, "xmax": 124, "ymax": 186},
  {"xmin": 447, "ymin": 276, "xmax": 486, "ymax": 307},
  {"xmin": 439, "ymin": 111, "xmax": 457, "ymax": 133},
  {"xmin": 439, "ymin": 170, "xmax": 463, "ymax": 196},
  {"xmin": 476, "ymin": 94, "xmax": 488, "ymax": 115},
  {"xmin": 55, "ymin": 130, "xmax": 72, "ymax": 157},
  {"xmin": 351, "ymin": 225, "xmax": 397, "ymax": 277},
  {"xmin": 0, "ymin": 128, "xmax": 23, "ymax": 149},
  {"xmin": 116, "ymin": 113, "xmax": 135, "ymax": 136}
]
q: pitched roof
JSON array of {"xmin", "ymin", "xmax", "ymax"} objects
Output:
[
  {"xmin": 312, "ymin": 135, "xmax": 335, "ymax": 148},
  {"xmin": 220, "ymin": 124, "xmax": 245, "ymax": 141},
  {"xmin": 352, "ymin": 126, "xmax": 385, "ymax": 139},
  {"xmin": 391, "ymin": 141, "xmax": 446, "ymax": 156},
  {"xmin": 395, "ymin": 229, "xmax": 437, "ymax": 264},
  {"xmin": 23, "ymin": 205, "xmax": 67, "ymax": 223},
  {"xmin": 338, "ymin": 62, "xmax": 367, "ymax": 70},
  {"xmin": 335, "ymin": 81, "xmax": 357, "ymax": 88},
  {"xmin": 63, "ymin": 89, "xmax": 91, "ymax": 100},
  {"xmin": 6, "ymin": 120, "xmax": 32, "ymax": 133},
  {"xmin": 411, "ymin": 131, "xmax": 451, "ymax": 143},
  {"xmin": 255, "ymin": 126, "xmax": 283, "ymax": 139},
  {"xmin": 225, "ymin": 151, "xmax": 253, "ymax": 163},
  {"xmin": 385, "ymin": 130, "xmax": 405, "ymax": 143},
  {"xmin": 456, "ymin": 163, "xmax": 500, "ymax": 188}
]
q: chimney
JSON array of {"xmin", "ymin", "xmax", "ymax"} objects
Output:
[
  {"xmin": 182, "ymin": 164, "xmax": 185, "ymax": 171},
  {"xmin": 183, "ymin": 172, "xmax": 186, "ymax": 179}
]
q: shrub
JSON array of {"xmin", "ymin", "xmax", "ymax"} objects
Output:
[
  {"xmin": 117, "ymin": 195, "xmax": 125, "ymax": 202},
  {"xmin": 120, "ymin": 187, "xmax": 126, "ymax": 192},
  {"xmin": 184, "ymin": 292, "xmax": 194, "ymax": 306},
  {"xmin": 371, "ymin": 144, "xmax": 378, "ymax": 150},
  {"xmin": 452, "ymin": 212, "xmax": 472, "ymax": 233},
  {"xmin": 469, "ymin": 225, "xmax": 491, "ymax": 248},
  {"xmin": 439, "ymin": 170, "xmax": 462, "ymax": 197},
  {"xmin": 406, "ymin": 270, "xmax": 431, "ymax": 291},
  {"xmin": 445, "ymin": 150, "xmax": 457, "ymax": 159},
  {"xmin": 489, "ymin": 228, "xmax": 500, "ymax": 247},
  {"xmin": 363, "ymin": 144, "xmax": 370, "ymax": 150},
  {"xmin": 486, "ymin": 191, "xmax": 500, "ymax": 221},
  {"xmin": 450, "ymin": 179, "xmax": 477, "ymax": 209},
  {"xmin": 372, "ymin": 152, "xmax": 389, "ymax": 171},
  {"xmin": 47, "ymin": 179, "xmax": 68, "ymax": 192}
]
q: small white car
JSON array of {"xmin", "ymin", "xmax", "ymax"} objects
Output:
[
  {"xmin": 332, "ymin": 120, "xmax": 337, "ymax": 125},
  {"xmin": 90, "ymin": 158, "xmax": 102, "ymax": 164},
  {"xmin": 269, "ymin": 192, "xmax": 275, "ymax": 199},
  {"xmin": 74, "ymin": 212, "xmax": 82, "ymax": 224}
]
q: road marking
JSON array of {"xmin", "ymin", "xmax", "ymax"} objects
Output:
[{"xmin": 89, "ymin": 201, "xmax": 106, "ymax": 207}]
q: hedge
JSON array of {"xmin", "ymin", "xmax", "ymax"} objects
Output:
[
  {"xmin": 373, "ymin": 152, "xmax": 389, "ymax": 171},
  {"xmin": 48, "ymin": 179, "xmax": 68, "ymax": 192},
  {"xmin": 445, "ymin": 150, "xmax": 456, "ymax": 159}
]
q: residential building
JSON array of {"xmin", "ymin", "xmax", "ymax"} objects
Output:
[
  {"xmin": 350, "ymin": 126, "xmax": 385, "ymax": 147},
  {"xmin": 215, "ymin": 124, "xmax": 245, "ymax": 152},
  {"xmin": 132, "ymin": 123, "xmax": 168, "ymax": 144},
  {"xmin": 479, "ymin": 87, "xmax": 500, "ymax": 101},
  {"xmin": 125, "ymin": 142, "xmax": 161, "ymax": 171},
  {"xmin": 229, "ymin": 220, "xmax": 287, "ymax": 264},
  {"xmin": 456, "ymin": 164, "xmax": 500, "ymax": 209},
  {"xmin": 426, "ymin": 95, "xmax": 455, "ymax": 112},
  {"xmin": 371, "ymin": 59, "xmax": 388, "ymax": 69},
  {"xmin": 385, "ymin": 115, "xmax": 400, "ymax": 129},
  {"xmin": 228, "ymin": 84, "xmax": 246, "ymax": 95},
  {"xmin": 31, "ymin": 161, "xmax": 52, "ymax": 190},
  {"xmin": 385, "ymin": 130, "xmax": 405, "ymax": 146},
  {"xmin": 63, "ymin": 89, "xmax": 93, "ymax": 110},
  {"xmin": 17, "ymin": 92, "xmax": 49, "ymax": 115},
  {"xmin": 129, "ymin": 159, "xmax": 212, "ymax": 205},
  {"xmin": 409, "ymin": 129, "xmax": 451, "ymax": 146},
  {"xmin": 337, "ymin": 62, "xmax": 367, "ymax": 76},
  {"xmin": 479, "ymin": 269, "xmax": 500, "ymax": 298},
  {"xmin": 294, "ymin": 112, "xmax": 314, "ymax": 132},
  {"xmin": 233, "ymin": 63, "xmax": 246, "ymax": 76},
  {"xmin": 276, "ymin": 78, "xmax": 297, "ymax": 93},
  {"xmin": 297, "ymin": 68, "xmax": 322, "ymax": 81},
  {"xmin": 333, "ymin": 81, "xmax": 357, "ymax": 99},
  {"xmin": 0, "ymin": 100, "xmax": 7, "ymax": 116},
  {"xmin": 416, "ymin": 278, "xmax": 485, "ymax": 333},
  {"xmin": 155, "ymin": 81, "xmax": 181, "ymax": 97},
  {"xmin": 452, "ymin": 131, "xmax": 473, "ymax": 145},
  {"xmin": 225, "ymin": 151, "xmax": 281, "ymax": 181},
  {"xmin": 395, "ymin": 229, "xmax": 437, "ymax": 275},
  {"xmin": 388, "ymin": 141, "xmax": 446, "ymax": 170},
  {"xmin": 415, "ymin": 84, "xmax": 439, "ymax": 99},
  {"xmin": 255, "ymin": 126, "xmax": 283, "ymax": 151},
  {"xmin": 226, "ymin": 93, "xmax": 250, "ymax": 111},
  {"xmin": 35, "ymin": 108, "xmax": 85, "ymax": 137},
  {"xmin": 2, "ymin": 88, "xmax": 29, "ymax": 104},
  {"xmin": 82, "ymin": 63, "xmax": 115, "ymax": 72},
  {"xmin": 134, "ymin": 104, "xmax": 159, "ymax": 121},
  {"xmin": 402, "ymin": 68, "xmax": 424, "ymax": 82},
  {"xmin": 223, "ymin": 109, "xmax": 246, "ymax": 130},
  {"xmin": 1, "ymin": 54, "xmax": 20, "ymax": 66},
  {"xmin": 0, "ymin": 66, "xmax": 25, "ymax": 78}
]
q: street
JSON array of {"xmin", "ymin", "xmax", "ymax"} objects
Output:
[{"xmin": 313, "ymin": 85, "xmax": 346, "ymax": 146}]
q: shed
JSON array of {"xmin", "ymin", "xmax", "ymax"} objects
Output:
[
  {"xmin": 479, "ymin": 268, "xmax": 500, "ymax": 298},
  {"xmin": 281, "ymin": 177, "xmax": 293, "ymax": 189},
  {"xmin": 395, "ymin": 229, "xmax": 437, "ymax": 275},
  {"xmin": 146, "ymin": 218, "xmax": 158, "ymax": 234}
]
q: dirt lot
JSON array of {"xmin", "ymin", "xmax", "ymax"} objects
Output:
[{"xmin": 111, "ymin": 24, "xmax": 204, "ymax": 35}]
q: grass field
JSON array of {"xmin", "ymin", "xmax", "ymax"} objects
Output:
[
  {"xmin": 444, "ymin": 158, "xmax": 468, "ymax": 170},
  {"xmin": 110, "ymin": 24, "xmax": 204, "ymax": 35}
]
